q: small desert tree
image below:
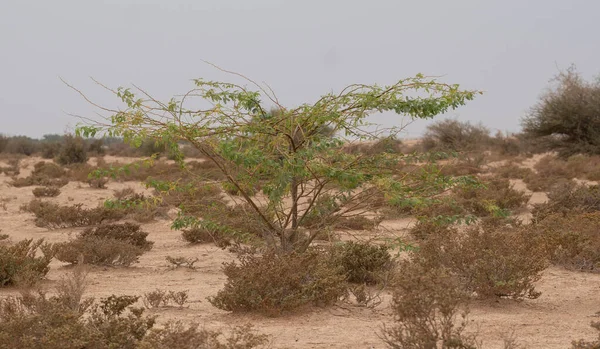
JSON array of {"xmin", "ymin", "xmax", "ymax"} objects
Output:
[
  {"xmin": 522, "ymin": 66, "xmax": 600, "ymax": 157},
  {"xmin": 75, "ymin": 68, "xmax": 480, "ymax": 252}
]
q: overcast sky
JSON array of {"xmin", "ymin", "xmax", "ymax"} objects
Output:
[{"xmin": 1, "ymin": 0, "xmax": 598, "ymax": 139}]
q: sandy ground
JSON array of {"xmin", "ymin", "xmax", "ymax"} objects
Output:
[{"xmin": 1, "ymin": 156, "xmax": 600, "ymax": 348}]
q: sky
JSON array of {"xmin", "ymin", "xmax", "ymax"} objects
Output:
[{"xmin": 0, "ymin": 0, "xmax": 598, "ymax": 139}]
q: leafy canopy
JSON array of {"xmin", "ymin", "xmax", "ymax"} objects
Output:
[{"xmin": 76, "ymin": 70, "xmax": 480, "ymax": 251}]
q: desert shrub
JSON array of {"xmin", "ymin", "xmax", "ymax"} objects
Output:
[
  {"xmin": 335, "ymin": 215, "xmax": 381, "ymax": 230},
  {"xmin": 532, "ymin": 182, "xmax": 600, "ymax": 221},
  {"xmin": 114, "ymin": 187, "xmax": 136, "ymax": 199},
  {"xmin": 333, "ymin": 241, "xmax": 392, "ymax": 285},
  {"xmin": 438, "ymin": 155, "xmax": 487, "ymax": 176},
  {"xmin": 81, "ymin": 223, "xmax": 154, "ymax": 251},
  {"xmin": 103, "ymin": 193, "xmax": 164, "ymax": 223},
  {"xmin": 422, "ymin": 119, "xmax": 491, "ymax": 152},
  {"xmin": 181, "ymin": 227, "xmax": 231, "ymax": 247},
  {"xmin": 138, "ymin": 322, "xmax": 268, "ymax": 349},
  {"xmin": 522, "ymin": 66, "xmax": 600, "ymax": 157},
  {"xmin": 40, "ymin": 141, "xmax": 61, "ymax": 159},
  {"xmin": 492, "ymin": 162, "xmax": 534, "ymax": 180},
  {"xmin": 10, "ymin": 161, "xmax": 69, "ymax": 188},
  {"xmin": 88, "ymin": 177, "xmax": 108, "ymax": 189},
  {"xmin": 572, "ymin": 321, "xmax": 600, "ymax": 349},
  {"xmin": 87, "ymin": 138, "xmax": 105, "ymax": 155},
  {"xmin": 453, "ymin": 178, "xmax": 530, "ymax": 217},
  {"xmin": 4, "ymin": 136, "xmax": 38, "ymax": 155},
  {"xmin": 0, "ymin": 283, "xmax": 267, "ymax": 349},
  {"xmin": 0, "ymin": 135, "xmax": 8, "ymax": 153},
  {"xmin": 56, "ymin": 135, "xmax": 88, "ymax": 165},
  {"xmin": 209, "ymin": 249, "xmax": 346, "ymax": 315},
  {"xmin": 382, "ymin": 261, "xmax": 477, "ymax": 349},
  {"xmin": 490, "ymin": 131, "xmax": 525, "ymax": 156},
  {"xmin": 417, "ymin": 219, "xmax": 547, "ymax": 299},
  {"xmin": 535, "ymin": 212, "xmax": 600, "ymax": 272},
  {"xmin": 21, "ymin": 199, "xmax": 125, "ymax": 228},
  {"xmin": 54, "ymin": 223, "xmax": 153, "ymax": 266},
  {"xmin": 32, "ymin": 186, "xmax": 61, "ymax": 197},
  {"xmin": 0, "ymin": 239, "xmax": 52, "ymax": 287},
  {"xmin": 0, "ymin": 157, "xmax": 20, "ymax": 176}
]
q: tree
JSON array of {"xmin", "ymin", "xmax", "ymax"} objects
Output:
[
  {"xmin": 76, "ymin": 68, "xmax": 480, "ymax": 252},
  {"xmin": 522, "ymin": 66, "xmax": 600, "ymax": 157}
]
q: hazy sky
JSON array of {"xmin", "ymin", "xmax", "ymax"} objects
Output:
[{"xmin": 1, "ymin": 0, "xmax": 598, "ymax": 139}]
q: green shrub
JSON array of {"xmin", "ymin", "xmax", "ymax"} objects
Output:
[
  {"xmin": 334, "ymin": 241, "xmax": 392, "ymax": 285},
  {"xmin": 209, "ymin": 249, "xmax": 346, "ymax": 315},
  {"xmin": 0, "ymin": 239, "xmax": 53, "ymax": 287}
]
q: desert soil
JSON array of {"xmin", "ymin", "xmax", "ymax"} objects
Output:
[{"xmin": 1, "ymin": 155, "xmax": 599, "ymax": 348}]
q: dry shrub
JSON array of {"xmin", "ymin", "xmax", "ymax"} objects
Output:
[
  {"xmin": 417, "ymin": 218, "xmax": 548, "ymax": 299},
  {"xmin": 522, "ymin": 67, "xmax": 600, "ymax": 157},
  {"xmin": 492, "ymin": 162, "xmax": 534, "ymax": 180},
  {"xmin": 0, "ymin": 239, "xmax": 53, "ymax": 287},
  {"xmin": 532, "ymin": 182, "xmax": 600, "ymax": 221},
  {"xmin": 54, "ymin": 223, "xmax": 153, "ymax": 267},
  {"xmin": 422, "ymin": 119, "xmax": 491, "ymax": 152},
  {"xmin": 181, "ymin": 227, "xmax": 231, "ymax": 248},
  {"xmin": 3, "ymin": 136, "xmax": 38, "ymax": 155},
  {"xmin": 21, "ymin": 199, "xmax": 125, "ymax": 228},
  {"xmin": 535, "ymin": 212, "xmax": 600, "ymax": 272},
  {"xmin": 209, "ymin": 249, "xmax": 346, "ymax": 315},
  {"xmin": 104, "ymin": 193, "xmax": 165, "ymax": 223},
  {"xmin": 453, "ymin": 178, "xmax": 530, "ymax": 217},
  {"xmin": 138, "ymin": 322, "xmax": 268, "ymax": 349},
  {"xmin": 333, "ymin": 241, "xmax": 392, "ymax": 285},
  {"xmin": 32, "ymin": 186, "xmax": 61, "ymax": 197},
  {"xmin": 159, "ymin": 182, "xmax": 223, "ymax": 216},
  {"xmin": 439, "ymin": 154, "xmax": 487, "ymax": 176},
  {"xmin": 114, "ymin": 187, "xmax": 136, "ymax": 199},
  {"xmin": 335, "ymin": 215, "xmax": 381, "ymax": 230},
  {"xmin": 11, "ymin": 161, "xmax": 69, "ymax": 188},
  {"xmin": 88, "ymin": 177, "xmax": 108, "ymax": 189},
  {"xmin": 572, "ymin": 321, "xmax": 600, "ymax": 349},
  {"xmin": 0, "ymin": 157, "xmax": 20, "ymax": 176},
  {"xmin": 56, "ymin": 135, "xmax": 88, "ymax": 165},
  {"xmin": 382, "ymin": 261, "xmax": 477, "ymax": 349}
]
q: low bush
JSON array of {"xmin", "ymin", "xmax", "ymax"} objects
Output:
[
  {"xmin": 56, "ymin": 135, "xmax": 88, "ymax": 165},
  {"xmin": 421, "ymin": 119, "xmax": 491, "ymax": 152},
  {"xmin": 417, "ymin": 218, "xmax": 548, "ymax": 299},
  {"xmin": 382, "ymin": 261, "xmax": 477, "ymax": 349},
  {"xmin": 452, "ymin": 178, "xmax": 530, "ymax": 218},
  {"xmin": 4, "ymin": 136, "xmax": 38, "ymax": 155},
  {"xmin": 492, "ymin": 162, "xmax": 534, "ymax": 180},
  {"xmin": 209, "ymin": 249, "xmax": 346, "ymax": 315},
  {"xmin": 333, "ymin": 241, "xmax": 392, "ymax": 285},
  {"xmin": 32, "ymin": 186, "xmax": 61, "ymax": 197},
  {"xmin": 534, "ymin": 212, "xmax": 600, "ymax": 272},
  {"xmin": 0, "ymin": 239, "xmax": 53, "ymax": 287},
  {"xmin": 10, "ymin": 161, "xmax": 69, "ymax": 188},
  {"xmin": 572, "ymin": 321, "xmax": 600, "ymax": 349},
  {"xmin": 532, "ymin": 182, "xmax": 600, "ymax": 221},
  {"xmin": 181, "ymin": 227, "xmax": 231, "ymax": 248},
  {"xmin": 54, "ymin": 223, "xmax": 153, "ymax": 266},
  {"xmin": 21, "ymin": 199, "xmax": 125, "ymax": 228},
  {"xmin": 0, "ymin": 286, "xmax": 268, "ymax": 349}
]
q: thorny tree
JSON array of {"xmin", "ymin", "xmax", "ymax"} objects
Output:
[{"xmin": 75, "ymin": 66, "xmax": 480, "ymax": 252}]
